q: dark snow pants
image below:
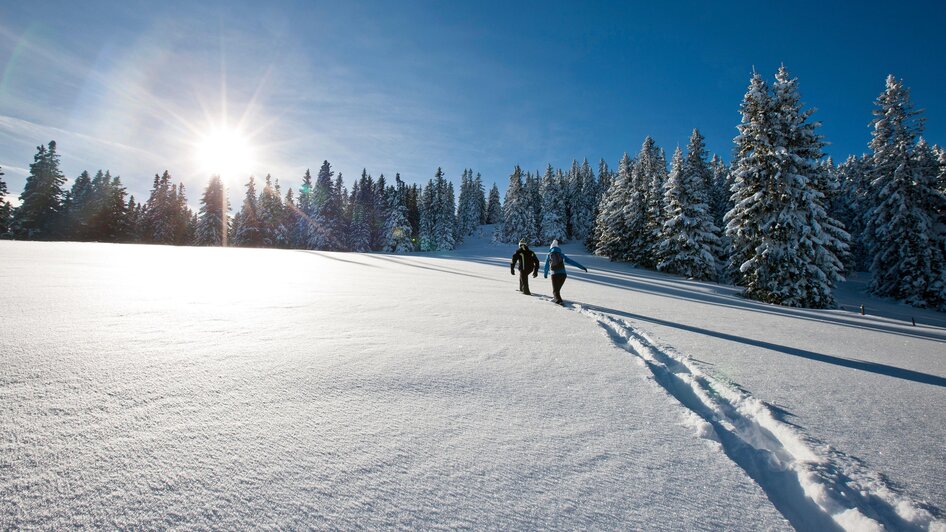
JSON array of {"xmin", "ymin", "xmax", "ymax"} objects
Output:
[
  {"xmin": 519, "ymin": 270, "xmax": 532, "ymax": 295},
  {"xmin": 551, "ymin": 273, "xmax": 566, "ymax": 303}
]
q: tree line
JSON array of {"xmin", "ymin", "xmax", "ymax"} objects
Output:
[
  {"xmin": 1, "ymin": 67, "xmax": 943, "ymax": 310},
  {"xmin": 0, "ymin": 148, "xmax": 503, "ymax": 253}
]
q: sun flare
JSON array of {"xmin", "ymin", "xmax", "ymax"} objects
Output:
[{"xmin": 194, "ymin": 128, "xmax": 256, "ymax": 181}]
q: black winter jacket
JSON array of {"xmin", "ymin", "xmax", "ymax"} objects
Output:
[{"xmin": 511, "ymin": 246, "xmax": 540, "ymax": 275}]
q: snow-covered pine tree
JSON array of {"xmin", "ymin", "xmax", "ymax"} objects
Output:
[
  {"xmin": 371, "ymin": 174, "xmax": 387, "ymax": 250},
  {"xmin": 381, "ymin": 183, "xmax": 414, "ymax": 252},
  {"xmin": 835, "ymin": 155, "xmax": 870, "ymax": 271},
  {"xmin": 141, "ymin": 171, "xmax": 175, "ymax": 244},
  {"xmin": 173, "ymin": 182, "xmax": 194, "ymax": 246},
  {"xmin": 727, "ymin": 67, "xmax": 844, "ymax": 308},
  {"xmin": 456, "ymin": 169, "xmax": 479, "ymax": 239},
  {"xmin": 63, "ymin": 170, "xmax": 94, "ymax": 240},
  {"xmin": 292, "ymin": 169, "xmax": 314, "ymax": 248},
  {"xmin": 812, "ymin": 157, "xmax": 851, "ymax": 272},
  {"xmin": 708, "ymin": 155, "xmax": 731, "ymax": 233},
  {"xmin": 347, "ymin": 177, "xmax": 371, "ymax": 252},
  {"xmin": 282, "ymin": 186, "xmax": 295, "ymax": 247},
  {"xmin": 438, "ymin": 179, "xmax": 458, "ymax": 250},
  {"xmin": 639, "ymin": 144, "xmax": 668, "ymax": 268},
  {"xmin": 620, "ymin": 137, "xmax": 661, "ymax": 265},
  {"xmin": 416, "ymin": 168, "xmax": 456, "ymax": 251},
  {"xmin": 124, "ymin": 196, "xmax": 140, "ymax": 243},
  {"xmin": 569, "ymin": 158, "xmax": 596, "ymax": 241},
  {"xmin": 585, "ymin": 159, "xmax": 612, "ymax": 251},
  {"xmin": 418, "ymin": 181, "xmax": 434, "ymax": 251},
  {"xmin": 594, "ymin": 152, "xmax": 634, "ymax": 260},
  {"xmin": 864, "ymin": 76, "xmax": 946, "ymax": 309},
  {"xmin": 315, "ymin": 161, "xmax": 345, "ymax": 250},
  {"xmin": 540, "ymin": 164, "xmax": 567, "ymax": 244},
  {"xmin": 525, "ymin": 171, "xmax": 542, "ymax": 243},
  {"xmin": 87, "ymin": 170, "xmax": 110, "ymax": 240},
  {"xmin": 96, "ymin": 172, "xmax": 129, "ymax": 243},
  {"xmin": 726, "ymin": 72, "xmax": 775, "ymax": 288},
  {"xmin": 474, "ymin": 172, "xmax": 487, "ymax": 225},
  {"xmin": 196, "ymin": 175, "xmax": 230, "ymax": 246},
  {"xmin": 657, "ymin": 144, "xmax": 720, "ymax": 280},
  {"xmin": 257, "ymin": 174, "xmax": 282, "ymax": 247},
  {"xmin": 0, "ymin": 165, "xmax": 11, "ymax": 237},
  {"xmin": 485, "ymin": 183, "xmax": 502, "ymax": 224},
  {"xmin": 13, "ymin": 141, "xmax": 67, "ymax": 240},
  {"xmin": 502, "ymin": 165, "xmax": 534, "ymax": 243},
  {"xmin": 333, "ymin": 173, "xmax": 350, "ymax": 251},
  {"xmin": 233, "ymin": 175, "xmax": 262, "ymax": 247}
]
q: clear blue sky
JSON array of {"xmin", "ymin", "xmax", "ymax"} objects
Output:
[{"xmin": 1, "ymin": 0, "xmax": 944, "ymax": 206}]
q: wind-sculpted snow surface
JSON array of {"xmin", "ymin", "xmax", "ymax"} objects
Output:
[
  {"xmin": 1, "ymin": 241, "xmax": 789, "ymax": 529},
  {"xmin": 569, "ymin": 303, "xmax": 942, "ymax": 531},
  {"xmin": 2, "ymin": 237, "xmax": 945, "ymax": 530}
]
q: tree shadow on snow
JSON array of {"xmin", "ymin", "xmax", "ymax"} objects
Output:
[
  {"xmin": 448, "ymin": 253, "xmax": 946, "ymax": 345},
  {"xmin": 579, "ymin": 302, "xmax": 946, "ymax": 389}
]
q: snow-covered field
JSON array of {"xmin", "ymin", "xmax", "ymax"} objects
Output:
[{"xmin": 1, "ymin": 233, "xmax": 944, "ymax": 530}]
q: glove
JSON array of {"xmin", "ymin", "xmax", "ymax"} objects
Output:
[
  {"xmin": 532, "ymin": 272, "xmax": 537, "ymax": 278},
  {"xmin": 510, "ymin": 270, "xmax": 515, "ymax": 276},
  {"xmin": 583, "ymin": 267, "xmax": 588, "ymax": 272}
]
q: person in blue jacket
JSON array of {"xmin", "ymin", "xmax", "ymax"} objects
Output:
[{"xmin": 543, "ymin": 239, "xmax": 588, "ymax": 305}]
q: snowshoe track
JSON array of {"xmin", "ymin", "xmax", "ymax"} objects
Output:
[{"xmin": 570, "ymin": 303, "xmax": 943, "ymax": 532}]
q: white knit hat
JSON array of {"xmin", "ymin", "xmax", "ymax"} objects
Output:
[{"xmin": 551, "ymin": 239, "xmax": 559, "ymax": 248}]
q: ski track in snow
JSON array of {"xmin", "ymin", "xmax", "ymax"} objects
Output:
[{"xmin": 543, "ymin": 297, "xmax": 943, "ymax": 532}]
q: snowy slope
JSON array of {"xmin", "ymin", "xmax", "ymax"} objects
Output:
[{"xmin": 1, "ymin": 234, "xmax": 944, "ymax": 530}]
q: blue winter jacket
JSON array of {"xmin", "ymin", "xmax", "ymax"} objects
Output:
[{"xmin": 543, "ymin": 246, "xmax": 588, "ymax": 278}]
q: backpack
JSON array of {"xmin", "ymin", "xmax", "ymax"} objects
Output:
[{"xmin": 549, "ymin": 250, "xmax": 564, "ymax": 269}]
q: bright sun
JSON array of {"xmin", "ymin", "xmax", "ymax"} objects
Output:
[{"xmin": 194, "ymin": 128, "xmax": 256, "ymax": 181}]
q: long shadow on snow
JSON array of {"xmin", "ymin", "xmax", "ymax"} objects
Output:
[
  {"xmin": 298, "ymin": 250, "xmax": 380, "ymax": 268},
  {"xmin": 582, "ymin": 302, "xmax": 946, "ymax": 389},
  {"xmin": 363, "ymin": 254, "xmax": 503, "ymax": 283},
  {"xmin": 451, "ymin": 254, "xmax": 946, "ymax": 344}
]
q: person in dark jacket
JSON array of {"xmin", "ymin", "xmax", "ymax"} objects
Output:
[
  {"xmin": 510, "ymin": 239, "xmax": 540, "ymax": 295},
  {"xmin": 543, "ymin": 239, "xmax": 588, "ymax": 305}
]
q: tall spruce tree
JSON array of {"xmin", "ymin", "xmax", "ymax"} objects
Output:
[
  {"xmin": 864, "ymin": 75, "xmax": 946, "ymax": 309},
  {"xmin": 315, "ymin": 162, "xmax": 344, "ymax": 250},
  {"xmin": 13, "ymin": 141, "xmax": 66, "ymax": 239},
  {"xmin": 657, "ymin": 135, "xmax": 721, "ymax": 280},
  {"xmin": 594, "ymin": 152, "xmax": 634, "ymax": 260},
  {"xmin": 333, "ymin": 173, "xmax": 349, "ymax": 251},
  {"xmin": 485, "ymin": 183, "xmax": 502, "ymax": 224},
  {"xmin": 196, "ymin": 175, "xmax": 229, "ymax": 246},
  {"xmin": 456, "ymin": 169, "xmax": 480, "ymax": 239},
  {"xmin": 502, "ymin": 165, "xmax": 534, "ymax": 243},
  {"xmin": 525, "ymin": 171, "xmax": 541, "ymax": 242},
  {"xmin": 293, "ymin": 169, "xmax": 315, "ymax": 248},
  {"xmin": 474, "ymin": 172, "xmax": 487, "ymax": 225},
  {"xmin": 381, "ymin": 183, "xmax": 414, "ymax": 252},
  {"xmin": 727, "ymin": 68, "xmax": 843, "ymax": 308},
  {"xmin": 63, "ymin": 170, "xmax": 94, "ymax": 240},
  {"xmin": 418, "ymin": 168, "xmax": 458, "ymax": 251},
  {"xmin": 585, "ymin": 159, "xmax": 612, "ymax": 251},
  {"xmin": 620, "ymin": 137, "xmax": 661, "ymax": 265},
  {"xmin": 639, "ymin": 144, "xmax": 668, "ymax": 268},
  {"xmin": 141, "ymin": 171, "xmax": 179, "ymax": 244},
  {"xmin": 835, "ymin": 155, "xmax": 871, "ymax": 271},
  {"xmin": 88, "ymin": 171, "xmax": 128, "ymax": 242},
  {"xmin": 540, "ymin": 164, "xmax": 567, "ymax": 244},
  {"xmin": 726, "ymin": 72, "xmax": 775, "ymax": 288},
  {"xmin": 233, "ymin": 175, "xmax": 262, "ymax": 247},
  {"xmin": 569, "ymin": 158, "xmax": 596, "ymax": 241}
]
